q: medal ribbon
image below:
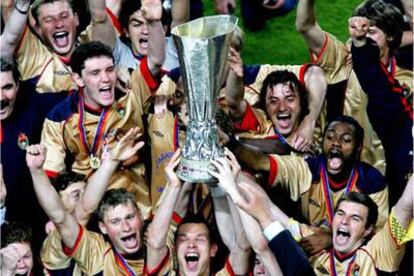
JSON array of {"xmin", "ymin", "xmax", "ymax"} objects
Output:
[
  {"xmin": 173, "ymin": 115, "xmax": 179, "ymax": 150},
  {"xmin": 329, "ymin": 249, "xmax": 357, "ymax": 276},
  {"xmin": 320, "ymin": 162, "xmax": 359, "ymax": 225},
  {"xmin": 77, "ymin": 91, "xmax": 110, "ymax": 158},
  {"xmin": 114, "ymin": 249, "xmax": 137, "ymax": 276},
  {"xmin": 273, "ymin": 127, "xmax": 289, "ymax": 145}
]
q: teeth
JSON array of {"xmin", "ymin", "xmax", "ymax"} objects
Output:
[
  {"xmin": 186, "ymin": 253, "xmax": 199, "ymax": 257},
  {"xmin": 277, "ymin": 114, "xmax": 290, "ymax": 120},
  {"xmin": 337, "ymin": 228, "xmax": 350, "ymax": 236},
  {"xmin": 53, "ymin": 32, "xmax": 67, "ymax": 38}
]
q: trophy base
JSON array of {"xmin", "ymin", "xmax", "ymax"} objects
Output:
[{"xmin": 176, "ymin": 157, "xmax": 217, "ymax": 183}]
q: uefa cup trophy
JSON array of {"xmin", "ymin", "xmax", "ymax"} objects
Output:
[{"xmin": 172, "ymin": 15, "xmax": 238, "ymax": 183}]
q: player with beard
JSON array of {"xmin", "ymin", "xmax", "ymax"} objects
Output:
[
  {"xmin": 234, "ymin": 115, "xmax": 389, "ymax": 255},
  {"xmin": 296, "ymin": 0, "xmax": 413, "ymax": 176},
  {"xmin": 231, "ymin": 176, "xmax": 413, "ymax": 275},
  {"xmin": 0, "ymin": 222, "xmax": 34, "ymax": 276}
]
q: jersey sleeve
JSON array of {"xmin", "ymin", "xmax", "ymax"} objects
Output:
[
  {"xmin": 41, "ymin": 118, "xmax": 67, "ymax": 177},
  {"xmin": 368, "ymin": 187, "xmax": 389, "ymax": 228},
  {"xmin": 15, "ymin": 27, "xmax": 52, "ymax": 81},
  {"xmin": 130, "ymin": 57, "xmax": 160, "ymax": 114},
  {"xmin": 365, "ymin": 208, "xmax": 406, "ymax": 272},
  {"xmin": 41, "ymin": 229, "xmax": 77, "ymax": 272},
  {"xmin": 62, "ymin": 225, "xmax": 108, "ymax": 275},
  {"xmin": 267, "ymin": 155, "xmax": 312, "ymax": 200},
  {"xmin": 311, "ymin": 33, "xmax": 350, "ymax": 84}
]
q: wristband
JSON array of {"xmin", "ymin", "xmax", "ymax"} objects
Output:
[
  {"xmin": 15, "ymin": 2, "xmax": 29, "ymax": 14},
  {"xmin": 263, "ymin": 220, "xmax": 284, "ymax": 241}
]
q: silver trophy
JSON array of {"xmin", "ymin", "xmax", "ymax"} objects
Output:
[{"xmin": 172, "ymin": 15, "xmax": 238, "ymax": 183}]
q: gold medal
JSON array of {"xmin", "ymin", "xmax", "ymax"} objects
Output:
[{"xmin": 89, "ymin": 156, "xmax": 101, "ymax": 169}]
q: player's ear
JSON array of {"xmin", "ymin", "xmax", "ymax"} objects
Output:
[
  {"xmin": 98, "ymin": 221, "xmax": 108, "ymax": 235},
  {"xmin": 209, "ymin": 243, "xmax": 218, "ymax": 257},
  {"xmin": 72, "ymin": 73, "xmax": 85, "ymax": 87}
]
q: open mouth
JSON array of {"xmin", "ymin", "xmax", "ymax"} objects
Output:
[
  {"xmin": 99, "ymin": 86, "xmax": 113, "ymax": 100},
  {"xmin": 328, "ymin": 150, "xmax": 343, "ymax": 171},
  {"xmin": 335, "ymin": 228, "xmax": 351, "ymax": 245},
  {"xmin": 53, "ymin": 31, "xmax": 69, "ymax": 48},
  {"xmin": 276, "ymin": 113, "xmax": 291, "ymax": 128},
  {"xmin": 0, "ymin": 100, "xmax": 9, "ymax": 110},
  {"xmin": 121, "ymin": 234, "xmax": 138, "ymax": 249},
  {"xmin": 139, "ymin": 38, "xmax": 148, "ymax": 49},
  {"xmin": 184, "ymin": 252, "xmax": 200, "ymax": 270}
]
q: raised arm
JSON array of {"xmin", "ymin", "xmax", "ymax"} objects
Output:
[
  {"xmin": 141, "ymin": 0, "xmax": 165, "ymax": 77},
  {"xmin": 234, "ymin": 174, "xmax": 283, "ymax": 275},
  {"xmin": 393, "ymin": 175, "xmax": 413, "ymax": 229},
  {"xmin": 401, "ymin": 0, "xmax": 413, "ymax": 28},
  {"xmin": 26, "ymin": 144, "xmax": 79, "ymax": 248},
  {"xmin": 75, "ymin": 127, "xmax": 144, "ymax": 224},
  {"xmin": 88, "ymin": 0, "xmax": 117, "ymax": 50},
  {"xmin": 171, "ymin": 0, "xmax": 189, "ymax": 29},
  {"xmin": 0, "ymin": 0, "xmax": 30, "ymax": 58},
  {"xmin": 290, "ymin": 66, "xmax": 327, "ymax": 152},
  {"xmin": 295, "ymin": 0, "xmax": 326, "ymax": 55},
  {"xmin": 209, "ymin": 150, "xmax": 282, "ymax": 275},
  {"xmin": 146, "ymin": 149, "xmax": 182, "ymax": 271},
  {"xmin": 208, "ymin": 151, "xmax": 251, "ymax": 275},
  {"xmin": 225, "ymin": 47, "xmax": 247, "ymax": 120}
]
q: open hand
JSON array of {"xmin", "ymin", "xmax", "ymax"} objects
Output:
[
  {"xmin": 141, "ymin": 0, "xmax": 163, "ymax": 22},
  {"xmin": 165, "ymin": 148, "xmax": 181, "ymax": 188},
  {"xmin": 109, "ymin": 127, "xmax": 144, "ymax": 162}
]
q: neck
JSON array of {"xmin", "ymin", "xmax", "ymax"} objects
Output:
[
  {"xmin": 380, "ymin": 48, "xmax": 390, "ymax": 66},
  {"xmin": 120, "ymin": 247, "xmax": 144, "ymax": 260},
  {"xmin": 334, "ymin": 239, "xmax": 364, "ymax": 259},
  {"xmin": 82, "ymin": 92, "xmax": 101, "ymax": 112},
  {"xmin": 328, "ymin": 162, "xmax": 355, "ymax": 183}
]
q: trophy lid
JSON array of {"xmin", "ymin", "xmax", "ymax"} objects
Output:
[{"xmin": 171, "ymin": 15, "xmax": 238, "ymax": 39}]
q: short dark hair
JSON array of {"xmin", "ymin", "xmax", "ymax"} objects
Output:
[
  {"xmin": 259, "ymin": 70, "xmax": 309, "ymax": 124},
  {"xmin": 175, "ymin": 213, "xmax": 214, "ymax": 243},
  {"xmin": 119, "ymin": 0, "xmax": 143, "ymax": 30},
  {"xmin": 50, "ymin": 171, "xmax": 85, "ymax": 192},
  {"xmin": 96, "ymin": 188, "xmax": 139, "ymax": 222},
  {"xmin": 335, "ymin": 192, "xmax": 378, "ymax": 229},
  {"xmin": 31, "ymin": 0, "xmax": 75, "ymax": 25},
  {"xmin": 324, "ymin": 115, "xmax": 364, "ymax": 149},
  {"xmin": 1, "ymin": 57, "xmax": 20, "ymax": 83},
  {"xmin": 1, "ymin": 222, "xmax": 32, "ymax": 248},
  {"xmin": 119, "ymin": 0, "xmax": 171, "ymax": 36},
  {"xmin": 70, "ymin": 41, "xmax": 114, "ymax": 75},
  {"xmin": 353, "ymin": 0, "xmax": 404, "ymax": 51}
]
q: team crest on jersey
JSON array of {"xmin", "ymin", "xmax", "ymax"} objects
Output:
[
  {"xmin": 116, "ymin": 103, "xmax": 126, "ymax": 117},
  {"xmin": 17, "ymin": 133, "xmax": 29, "ymax": 150}
]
